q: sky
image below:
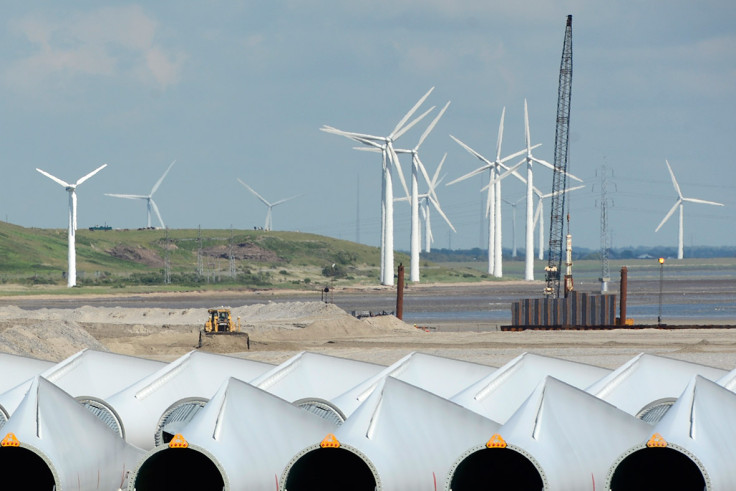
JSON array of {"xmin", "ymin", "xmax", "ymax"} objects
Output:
[{"xmin": 2, "ymin": 1, "xmax": 734, "ymax": 252}]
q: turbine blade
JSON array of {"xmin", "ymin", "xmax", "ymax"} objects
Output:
[
  {"xmin": 36, "ymin": 168, "xmax": 71, "ymax": 188},
  {"xmin": 105, "ymin": 193, "xmax": 147, "ymax": 199},
  {"xmin": 531, "ymin": 156, "xmax": 584, "ymax": 183},
  {"xmin": 393, "ymin": 105, "xmax": 435, "ymax": 141},
  {"xmin": 75, "ymin": 164, "xmax": 107, "ymax": 186},
  {"xmin": 415, "ymin": 101, "xmax": 451, "ymax": 150},
  {"xmin": 655, "ymin": 200, "xmax": 681, "ymax": 232},
  {"xmin": 665, "ymin": 160, "xmax": 683, "ymax": 198},
  {"xmin": 388, "ymin": 144, "xmax": 411, "ymax": 200},
  {"xmin": 446, "ymin": 165, "xmax": 490, "ymax": 186},
  {"xmin": 450, "ymin": 135, "xmax": 495, "ymax": 167},
  {"xmin": 390, "ymin": 87, "xmax": 434, "ymax": 138},
  {"xmin": 524, "ymin": 99, "xmax": 531, "ymax": 151},
  {"xmin": 414, "ymin": 154, "xmax": 434, "ymax": 200},
  {"xmin": 151, "ymin": 160, "xmax": 176, "ymax": 195},
  {"xmin": 431, "ymin": 153, "xmax": 447, "ymax": 188},
  {"xmin": 682, "ymin": 197, "xmax": 724, "ymax": 206},
  {"xmin": 429, "ymin": 195, "xmax": 456, "ymax": 232},
  {"xmin": 496, "ymin": 107, "xmax": 506, "ymax": 162},
  {"xmin": 481, "ymin": 160, "xmax": 525, "ymax": 191},
  {"xmin": 321, "ymin": 126, "xmax": 387, "ymax": 142},
  {"xmin": 151, "ymin": 199, "xmax": 165, "ymax": 228},
  {"xmin": 237, "ymin": 178, "xmax": 271, "ymax": 206},
  {"xmin": 272, "ymin": 194, "xmax": 302, "ymax": 207}
]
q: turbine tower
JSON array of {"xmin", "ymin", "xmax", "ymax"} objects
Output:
[
  {"xmin": 448, "ymin": 108, "xmax": 532, "ymax": 277},
  {"xmin": 36, "ymin": 164, "xmax": 108, "ymax": 287},
  {"xmin": 321, "ymin": 88, "xmax": 435, "ymax": 285},
  {"xmin": 522, "ymin": 99, "xmax": 582, "ymax": 281},
  {"xmin": 655, "ymin": 160, "xmax": 724, "ymax": 260},
  {"xmin": 395, "ymin": 100, "xmax": 450, "ymax": 282},
  {"xmin": 237, "ymin": 179, "xmax": 299, "ymax": 231},
  {"xmin": 105, "ymin": 160, "xmax": 176, "ymax": 228},
  {"xmin": 502, "ymin": 196, "xmax": 524, "ymax": 258}
]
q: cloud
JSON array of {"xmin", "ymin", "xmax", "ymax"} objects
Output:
[{"xmin": 4, "ymin": 5, "xmax": 184, "ymax": 92}]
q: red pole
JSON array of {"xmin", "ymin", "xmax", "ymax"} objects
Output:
[
  {"xmin": 619, "ymin": 266, "xmax": 628, "ymax": 326},
  {"xmin": 396, "ymin": 263, "xmax": 404, "ymax": 320}
]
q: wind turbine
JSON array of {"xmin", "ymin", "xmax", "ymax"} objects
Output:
[
  {"xmin": 105, "ymin": 160, "xmax": 176, "ymax": 228},
  {"xmin": 395, "ymin": 100, "xmax": 451, "ymax": 282},
  {"xmin": 532, "ymin": 184, "xmax": 585, "ymax": 260},
  {"xmin": 447, "ymin": 108, "xmax": 534, "ymax": 277},
  {"xmin": 396, "ymin": 154, "xmax": 455, "ymax": 254},
  {"xmin": 321, "ymin": 88, "xmax": 435, "ymax": 286},
  {"xmin": 237, "ymin": 179, "xmax": 299, "ymax": 231},
  {"xmin": 36, "ymin": 164, "xmax": 108, "ymax": 287},
  {"xmin": 521, "ymin": 99, "xmax": 583, "ymax": 281},
  {"xmin": 502, "ymin": 195, "xmax": 525, "ymax": 258},
  {"xmin": 655, "ymin": 160, "xmax": 724, "ymax": 260}
]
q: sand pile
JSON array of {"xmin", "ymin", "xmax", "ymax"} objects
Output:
[
  {"xmin": 0, "ymin": 319, "xmax": 107, "ymax": 361},
  {"xmin": 0, "ymin": 302, "xmax": 419, "ymax": 360}
]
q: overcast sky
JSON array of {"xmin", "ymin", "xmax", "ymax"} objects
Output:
[{"xmin": 2, "ymin": 1, "xmax": 734, "ymax": 252}]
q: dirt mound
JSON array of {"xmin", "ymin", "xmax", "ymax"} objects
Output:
[
  {"xmin": 107, "ymin": 245, "xmax": 164, "ymax": 267},
  {"xmin": 0, "ymin": 320, "xmax": 108, "ymax": 361},
  {"xmin": 202, "ymin": 243, "xmax": 280, "ymax": 262}
]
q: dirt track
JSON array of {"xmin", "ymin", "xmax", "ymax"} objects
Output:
[{"xmin": 0, "ymin": 281, "xmax": 734, "ymax": 370}]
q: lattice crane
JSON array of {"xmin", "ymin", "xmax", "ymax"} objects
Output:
[{"xmin": 544, "ymin": 15, "xmax": 574, "ymax": 298}]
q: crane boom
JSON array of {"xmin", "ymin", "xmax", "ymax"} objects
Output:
[{"xmin": 545, "ymin": 15, "xmax": 573, "ymax": 298}]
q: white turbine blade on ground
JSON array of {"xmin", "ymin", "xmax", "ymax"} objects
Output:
[
  {"xmin": 75, "ymin": 164, "xmax": 108, "ymax": 186},
  {"xmin": 655, "ymin": 200, "xmax": 682, "ymax": 232},
  {"xmin": 36, "ymin": 168, "xmax": 71, "ymax": 188},
  {"xmin": 393, "ymin": 105, "xmax": 436, "ymax": 141},
  {"xmin": 428, "ymin": 195, "xmax": 456, "ymax": 232},
  {"xmin": 150, "ymin": 199, "xmax": 165, "ymax": 228},
  {"xmin": 415, "ymin": 101, "xmax": 451, "ymax": 150},
  {"xmin": 665, "ymin": 160, "xmax": 683, "ymax": 198},
  {"xmin": 682, "ymin": 197, "xmax": 724, "ymax": 206},
  {"xmin": 390, "ymin": 87, "xmax": 434, "ymax": 138},
  {"xmin": 272, "ymin": 194, "xmax": 302, "ymax": 207},
  {"xmin": 151, "ymin": 160, "xmax": 176, "ymax": 195},
  {"xmin": 105, "ymin": 193, "xmax": 148, "ymax": 199},
  {"xmin": 237, "ymin": 178, "xmax": 271, "ymax": 207}
]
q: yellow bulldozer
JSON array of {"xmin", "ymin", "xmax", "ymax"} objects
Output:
[{"xmin": 198, "ymin": 307, "xmax": 250, "ymax": 351}]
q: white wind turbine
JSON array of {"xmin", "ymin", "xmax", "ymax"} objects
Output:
[
  {"xmin": 321, "ymin": 88, "xmax": 435, "ymax": 285},
  {"xmin": 532, "ymin": 184, "xmax": 585, "ymax": 260},
  {"xmin": 105, "ymin": 160, "xmax": 176, "ymax": 228},
  {"xmin": 655, "ymin": 159, "xmax": 724, "ymax": 260},
  {"xmin": 36, "ymin": 164, "xmax": 108, "ymax": 287},
  {"xmin": 447, "ymin": 108, "xmax": 534, "ymax": 277},
  {"xmin": 237, "ymin": 179, "xmax": 300, "ymax": 231},
  {"xmin": 396, "ymin": 154, "xmax": 455, "ymax": 254},
  {"xmin": 521, "ymin": 99, "xmax": 583, "ymax": 281},
  {"xmin": 395, "ymin": 100, "xmax": 451, "ymax": 282},
  {"xmin": 502, "ymin": 195, "xmax": 525, "ymax": 258}
]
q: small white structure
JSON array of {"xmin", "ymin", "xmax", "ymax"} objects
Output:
[
  {"xmin": 452, "ymin": 352, "xmax": 610, "ymax": 424},
  {"xmin": 607, "ymin": 375, "xmax": 736, "ymax": 489},
  {"xmin": 105, "ymin": 350, "xmax": 272, "ymax": 449},
  {"xmin": 0, "ymin": 377, "xmax": 143, "ymax": 490},
  {"xmin": 586, "ymin": 353, "xmax": 726, "ymax": 422},
  {"xmin": 129, "ymin": 376, "xmax": 338, "ymax": 490},
  {"xmin": 0, "ymin": 353, "xmax": 53, "ymax": 393}
]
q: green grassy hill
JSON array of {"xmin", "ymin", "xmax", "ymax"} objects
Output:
[{"xmin": 0, "ymin": 222, "xmax": 493, "ymax": 292}]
